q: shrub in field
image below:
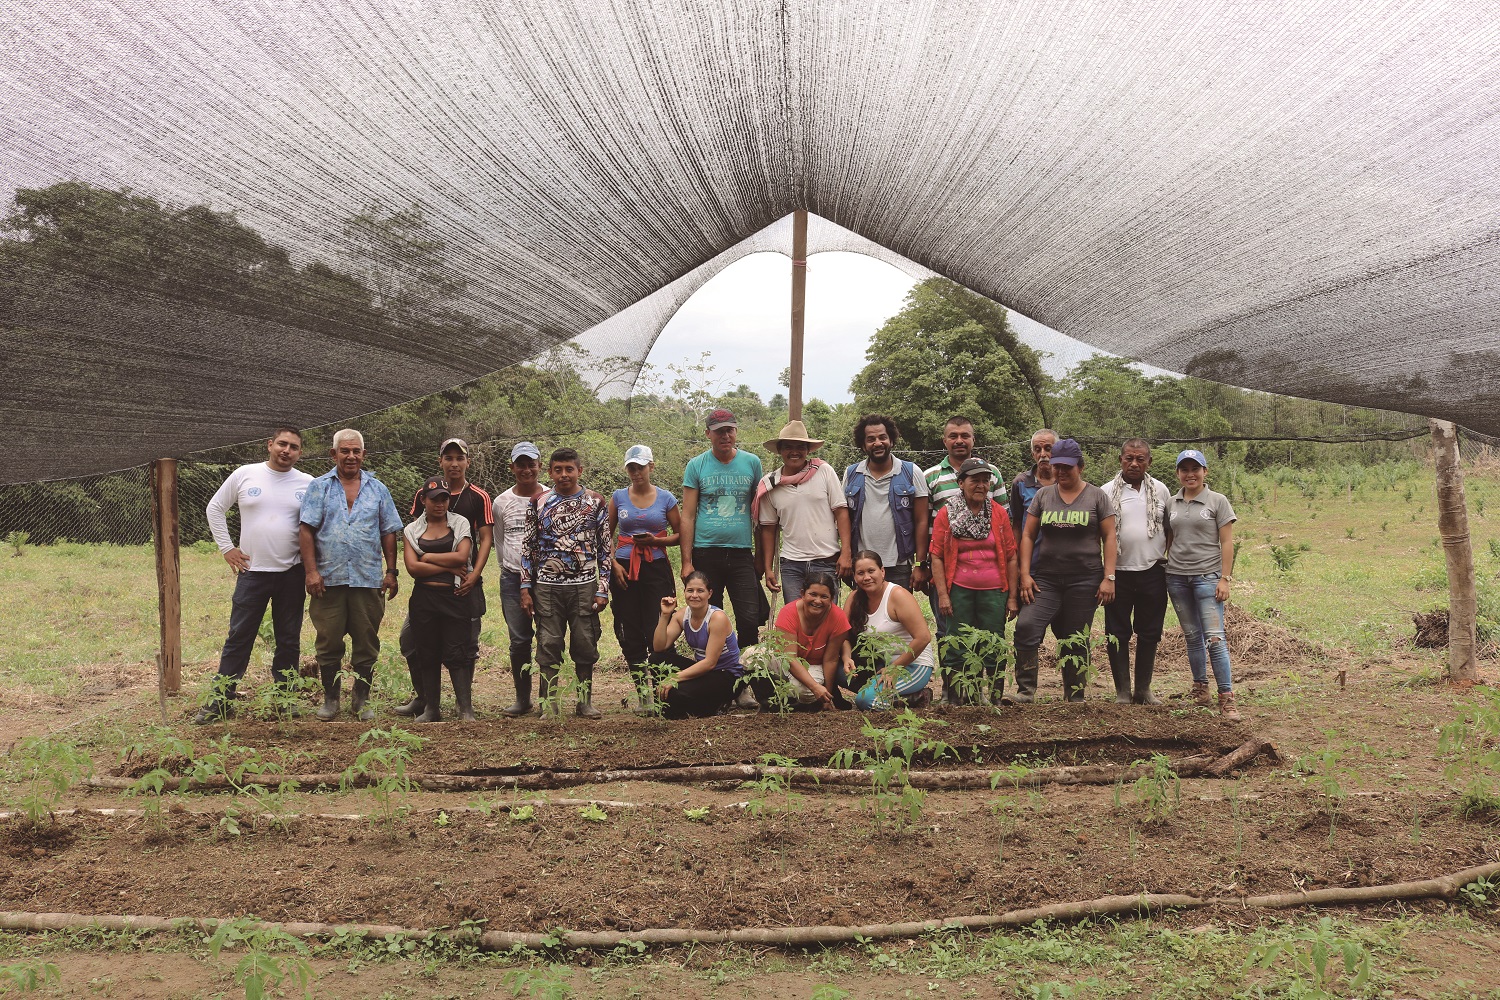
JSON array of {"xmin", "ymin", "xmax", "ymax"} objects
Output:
[
  {"xmin": 1439, "ymin": 687, "xmax": 1500, "ymax": 818},
  {"xmin": 5, "ymin": 529, "xmax": 29, "ymax": 556},
  {"xmin": 4, "ymin": 736, "xmax": 92, "ymax": 826}
]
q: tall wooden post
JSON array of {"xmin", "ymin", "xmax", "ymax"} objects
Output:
[
  {"xmin": 151, "ymin": 458, "xmax": 183, "ymax": 698},
  {"xmin": 1429, "ymin": 419, "xmax": 1478, "ymax": 683},
  {"xmin": 788, "ymin": 209, "xmax": 808, "ymax": 421}
]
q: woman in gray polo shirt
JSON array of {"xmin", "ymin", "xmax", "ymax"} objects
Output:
[{"xmin": 1164, "ymin": 450, "xmax": 1240, "ymax": 721}]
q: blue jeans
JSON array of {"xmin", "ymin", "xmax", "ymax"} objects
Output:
[
  {"xmin": 778, "ymin": 557, "xmax": 839, "ymax": 604},
  {"xmin": 215, "ymin": 566, "xmax": 306, "ymax": 690},
  {"xmin": 1166, "ymin": 572, "xmax": 1232, "ymax": 693},
  {"xmin": 500, "ymin": 569, "xmax": 535, "ymax": 667}
]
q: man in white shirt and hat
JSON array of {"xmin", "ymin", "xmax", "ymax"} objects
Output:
[{"xmin": 756, "ymin": 420, "xmax": 853, "ymax": 603}]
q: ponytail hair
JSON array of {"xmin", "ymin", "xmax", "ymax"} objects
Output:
[
  {"xmin": 683, "ymin": 570, "xmax": 712, "ymax": 592},
  {"xmin": 847, "ymin": 550, "xmax": 885, "ymax": 632}
]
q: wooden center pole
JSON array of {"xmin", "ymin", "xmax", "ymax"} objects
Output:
[
  {"xmin": 1428, "ymin": 419, "xmax": 1478, "ymax": 683},
  {"xmin": 789, "ymin": 209, "xmax": 808, "ymax": 421},
  {"xmin": 151, "ymin": 458, "xmax": 183, "ymax": 700}
]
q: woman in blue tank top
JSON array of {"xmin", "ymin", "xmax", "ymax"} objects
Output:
[{"xmin": 651, "ymin": 571, "xmax": 743, "ymax": 718}]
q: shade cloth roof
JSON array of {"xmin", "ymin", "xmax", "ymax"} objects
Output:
[{"xmin": 2, "ymin": 0, "xmax": 1498, "ymax": 483}]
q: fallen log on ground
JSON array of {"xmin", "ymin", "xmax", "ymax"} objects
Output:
[
  {"xmin": 86, "ymin": 737, "xmax": 1278, "ymax": 795},
  {"xmin": 2, "ymin": 858, "xmax": 1495, "ymax": 951}
]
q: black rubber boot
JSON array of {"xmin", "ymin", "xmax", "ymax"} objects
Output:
[
  {"xmin": 392, "ymin": 656, "xmax": 425, "ymax": 717},
  {"xmin": 1004, "ymin": 647, "xmax": 1039, "ymax": 705},
  {"xmin": 502, "ymin": 658, "xmax": 533, "ymax": 717},
  {"xmin": 451, "ymin": 664, "xmax": 476, "ymax": 721},
  {"xmin": 575, "ymin": 664, "xmax": 602, "ymax": 719},
  {"xmin": 1107, "ymin": 635, "xmax": 1133, "ymax": 704},
  {"xmin": 1133, "ymin": 639, "xmax": 1163, "ymax": 705},
  {"xmin": 315, "ymin": 666, "xmax": 341, "ymax": 722},
  {"xmin": 414, "ymin": 664, "xmax": 444, "ymax": 723},
  {"xmin": 350, "ymin": 665, "xmax": 375, "ymax": 722}
]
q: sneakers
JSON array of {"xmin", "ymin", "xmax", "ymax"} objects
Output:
[
  {"xmin": 1191, "ymin": 681, "xmax": 1213, "ymax": 706},
  {"xmin": 1218, "ymin": 691, "xmax": 1243, "ymax": 722}
]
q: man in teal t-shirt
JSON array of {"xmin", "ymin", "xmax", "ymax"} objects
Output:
[{"xmin": 681, "ymin": 408, "xmax": 766, "ymax": 650}]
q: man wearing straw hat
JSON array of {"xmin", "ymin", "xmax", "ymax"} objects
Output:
[{"xmin": 756, "ymin": 420, "xmax": 852, "ymax": 603}]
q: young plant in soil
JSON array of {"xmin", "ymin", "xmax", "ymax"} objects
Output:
[
  {"xmin": 831, "ymin": 711, "xmax": 954, "ymax": 832},
  {"xmin": 0, "ymin": 960, "xmax": 60, "ymax": 993},
  {"xmin": 1130, "ymin": 753, "xmax": 1181, "ymax": 823},
  {"xmin": 738, "ymin": 628, "xmax": 801, "ymax": 715},
  {"xmin": 205, "ymin": 917, "xmax": 313, "ymax": 1000},
  {"xmin": 1056, "ymin": 627, "xmax": 1098, "ymax": 700},
  {"xmin": 1439, "ymin": 686, "xmax": 1500, "ymax": 818},
  {"xmin": 243, "ymin": 671, "xmax": 321, "ymax": 722},
  {"xmin": 339, "ymin": 726, "xmax": 427, "ymax": 833},
  {"xmin": 4, "ymin": 736, "xmax": 92, "ymax": 827},
  {"xmin": 741, "ymin": 753, "xmax": 807, "ymax": 818},
  {"xmin": 1292, "ymin": 733, "xmax": 1367, "ymax": 843},
  {"xmin": 123, "ymin": 767, "xmax": 175, "ymax": 836},
  {"xmin": 939, "ymin": 624, "xmax": 1013, "ymax": 708},
  {"xmin": 1246, "ymin": 916, "xmax": 1374, "ymax": 997}
]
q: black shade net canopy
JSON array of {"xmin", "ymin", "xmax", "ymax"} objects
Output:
[{"xmin": 3, "ymin": 0, "xmax": 1498, "ymax": 485}]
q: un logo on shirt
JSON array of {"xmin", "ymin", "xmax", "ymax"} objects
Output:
[
  {"xmin": 247, "ymin": 487, "xmax": 262, "ymax": 497},
  {"xmin": 294, "ymin": 491, "xmax": 306, "ymax": 501}
]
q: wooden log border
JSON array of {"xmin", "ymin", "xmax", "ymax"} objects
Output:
[{"xmin": 2, "ymin": 859, "xmax": 1498, "ymax": 952}]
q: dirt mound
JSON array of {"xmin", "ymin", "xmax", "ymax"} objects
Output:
[{"xmin": 1411, "ymin": 609, "xmax": 1450, "ymax": 648}]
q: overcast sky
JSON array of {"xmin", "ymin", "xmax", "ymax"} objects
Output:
[{"xmin": 641, "ymin": 250, "xmax": 1132, "ymax": 404}]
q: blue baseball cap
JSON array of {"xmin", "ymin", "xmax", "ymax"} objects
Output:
[
  {"xmin": 510, "ymin": 441, "xmax": 541, "ymax": 462},
  {"xmin": 1176, "ymin": 449, "xmax": 1208, "ymax": 468},
  {"xmin": 1049, "ymin": 438, "xmax": 1083, "ymax": 467}
]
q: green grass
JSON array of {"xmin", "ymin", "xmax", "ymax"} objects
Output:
[{"xmin": 1226, "ymin": 464, "xmax": 1500, "ymax": 655}]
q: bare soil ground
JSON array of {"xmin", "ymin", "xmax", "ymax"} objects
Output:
[{"xmin": 4, "ymin": 610, "xmax": 1499, "ymax": 997}]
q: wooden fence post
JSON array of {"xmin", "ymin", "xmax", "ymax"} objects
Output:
[
  {"xmin": 1428, "ymin": 419, "xmax": 1478, "ymax": 683},
  {"xmin": 151, "ymin": 458, "xmax": 183, "ymax": 697},
  {"xmin": 788, "ymin": 209, "xmax": 808, "ymax": 422}
]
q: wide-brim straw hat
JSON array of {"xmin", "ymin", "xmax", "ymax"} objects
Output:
[{"xmin": 764, "ymin": 420, "xmax": 824, "ymax": 451}]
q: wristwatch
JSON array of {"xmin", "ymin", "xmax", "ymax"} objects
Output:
[{"xmin": 1105, "ymin": 573, "xmax": 1116, "ymax": 581}]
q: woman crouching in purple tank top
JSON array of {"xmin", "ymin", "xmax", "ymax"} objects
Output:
[{"xmin": 651, "ymin": 570, "xmax": 744, "ymax": 718}]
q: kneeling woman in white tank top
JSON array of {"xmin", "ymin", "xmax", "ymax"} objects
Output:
[
  {"xmin": 651, "ymin": 571, "xmax": 745, "ymax": 718},
  {"xmin": 839, "ymin": 550, "xmax": 935, "ymax": 710}
]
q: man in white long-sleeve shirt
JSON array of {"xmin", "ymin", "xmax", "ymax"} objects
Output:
[{"xmin": 196, "ymin": 427, "xmax": 314, "ymax": 723}]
